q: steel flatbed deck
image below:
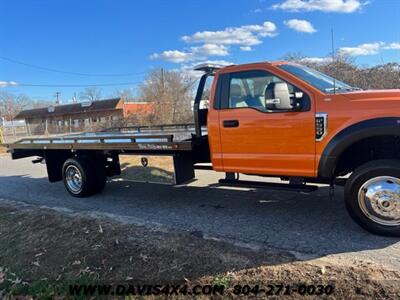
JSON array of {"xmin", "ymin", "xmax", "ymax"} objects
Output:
[{"xmin": 6, "ymin": 132, "xmax": 193, "ymax": 153}]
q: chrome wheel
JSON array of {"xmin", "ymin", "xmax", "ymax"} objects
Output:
[
  {"xmin": 358, "ymin": 176, "xmax": 400, "ymax": 226},
  {"xmin": 65, "ymin": 165, "xmax": 83, "ymax": 194}
]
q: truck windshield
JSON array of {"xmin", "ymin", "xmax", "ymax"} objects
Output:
[{"xmin": 278, "ymin": 64, "xmax": 360, "ymax": 94}]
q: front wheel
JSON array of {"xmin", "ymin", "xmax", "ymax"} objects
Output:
[{"xmin": 344, "ymin": 159, "xmax": 400, "ymax": 237}]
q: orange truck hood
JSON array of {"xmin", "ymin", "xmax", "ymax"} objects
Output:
[{"xmin": 343, "ymin": 89, "xmax": 400, "ymax": 101}]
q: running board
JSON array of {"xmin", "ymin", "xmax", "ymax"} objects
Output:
[{"xmin": 218, "ymin": 179, "xmax": 318, "ymax": 192}]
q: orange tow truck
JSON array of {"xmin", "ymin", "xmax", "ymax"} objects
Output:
[{"xmin": 7, "ymin": 62, "xmax": 400, "ymax": 236}]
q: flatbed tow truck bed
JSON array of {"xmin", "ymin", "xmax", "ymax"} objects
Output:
[
  {"xmin": 7, "ymin": 132, "xmax": 192, "ymax": 152},
  {"xmin": 6, "ymin": 122, "xmax": 204, "ymax": 156},
  {"xmin": 5, "ymin": 123, "xmax": 209, "ymax": 187}
]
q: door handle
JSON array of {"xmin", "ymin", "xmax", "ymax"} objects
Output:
[{"xmin": 223, "ymin": 120, "xmax": 239, "ymax": 128}]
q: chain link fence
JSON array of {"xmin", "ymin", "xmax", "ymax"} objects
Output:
[{"xmin": 0, "ymin": 117, "xmax": 124, "ymax": 144}]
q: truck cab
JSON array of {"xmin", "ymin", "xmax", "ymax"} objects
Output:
[
  {"xmin": 198, "ymin": 61, "xmax": 400, "ymax": 236},
  {"xmin": 199, "ymin": 62, "xmax": 400, "ymax": 178},
  {"xmin": 207, "ymin": 62, "xmax": 317, "ymax": 177}
]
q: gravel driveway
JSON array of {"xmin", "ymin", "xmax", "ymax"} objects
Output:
[{"xmin": 0, "ymin": 156, "xmax": 399, "ymax": 269}]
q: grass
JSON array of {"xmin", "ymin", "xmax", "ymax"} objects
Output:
[
  {"xmin": 1, "ymin": 271, "xmax": 97, "ymax": 300},
  {"xmin": 0, "ymin": 204, "xmax": 294, "ymax": 298},
  {"xmin": 212, "ymin": 274, "xmax": 233, "ymax": 288},
  {"xmin": 1, "ymin": 204, "xmax": 400, "ymax": 299}
]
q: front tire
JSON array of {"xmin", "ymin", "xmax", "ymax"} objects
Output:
[{"xmin": 344, "ymin": 159, "xmax": 400, "ymax": 237}]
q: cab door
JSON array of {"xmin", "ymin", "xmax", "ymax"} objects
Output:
[{"xmin": 217, "ymin": 69, "xmax": 316, "ymax": 177}]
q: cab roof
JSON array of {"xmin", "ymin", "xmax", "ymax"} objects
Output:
[{"xmin": 193, "ymin": 61, "xmax": 293, "ymax": 73}]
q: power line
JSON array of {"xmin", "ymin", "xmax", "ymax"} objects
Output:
[
  {"xmin": 14, "ymin": 81, "xmax": 142, "ymax": 88},
  {"xmin": 0, "ymin": 55, "xmax": 147, "ymax": 77}
]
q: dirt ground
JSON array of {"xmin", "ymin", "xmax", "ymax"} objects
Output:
[
  {"xmin": 0, "ymin": 146, "xmax": 6, "ymax": 155},
  {"xmin": 0, "ymin": 204, "xmax": 399, "ymax": 299},
  {"xmin": 119, "ymin": 156, "xmax": 175, "ymax": 184}
]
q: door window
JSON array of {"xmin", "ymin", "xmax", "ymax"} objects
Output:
[{"xmin": 226, "ymin": 71, "xmax": 308, "ymax": 112}]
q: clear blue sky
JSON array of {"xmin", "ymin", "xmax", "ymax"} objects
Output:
[{"xmin": 0, "ymin": 0, "xmax": 399, "ymax": 103}]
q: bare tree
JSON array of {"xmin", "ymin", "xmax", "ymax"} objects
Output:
[
  {"xmin": 112, "ymin": 88, "xmax": 139, "ymax": 102},
  {"xmin": 283, "ymin": 53, "xmax": 400, "ymax": 90},
  {"xmin": 282, "ymin": 52, "xmax": 307, "ymax": 62},
  {"xmin": 0, "ymin": 92, "xmax": 30, "ymax": 120},
  {"xmin": 79, "ymin": 87, "xmax": 102, "ymax": 101},
  {"xmin": 138, "ymin": 69, "xmax": 196, "ymax": 124}
]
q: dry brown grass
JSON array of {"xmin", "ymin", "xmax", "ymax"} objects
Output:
[
  {"xmin": 0, "ymin": 145, "xmax": 7, "ymax": 155},
  {"xmin": 1, "ymin": 204, "xmax": 399, "ymax": 299}
]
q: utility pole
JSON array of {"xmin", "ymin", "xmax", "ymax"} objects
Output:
[
  {"xmin": 160, "ymin": 68, "xmax": 165, "ymax": 98},
  {"xmin": 54, "ymin": 92, "xmax": 61, "ymax": 105}
]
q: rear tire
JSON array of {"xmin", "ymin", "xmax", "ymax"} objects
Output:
[
  {"xmin": 62, "ymin": 157, "xmax": 97, "ymax": 197},
  {"xmin": 344, "ymin": 159, "xmax": 400, "ymax": 237}
]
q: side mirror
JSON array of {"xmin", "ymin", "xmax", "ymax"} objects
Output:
[
  {"xmin": 265, "ymin": 98, "xmax": 281, "ymax": 106},
  {"xmin": 265, "ymin": 82, "xmax": 302, "ymax": 111},
  {"xmin": 272, "ymin": 82, "xmax": 294, "ymax": 110},
  {"xmin": 295, "ymin": 91, "xmax": 304, "ymax": 99},
  {"xmin": 292, "ymin": 91, "xmax": 304, "ymax": 111}
]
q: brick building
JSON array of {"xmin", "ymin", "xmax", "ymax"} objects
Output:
[{"xmin": 14, "ymin": 98, "xmax": 154, "ymax": 135}]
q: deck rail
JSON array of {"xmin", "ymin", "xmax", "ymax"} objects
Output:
[
  {"xmin": 15, "ymin": 134, "xmax": 174, "ymax": 145},
  {"xmin": 101, "ymin": 123, "xmax": 196, "ymax": 133}
]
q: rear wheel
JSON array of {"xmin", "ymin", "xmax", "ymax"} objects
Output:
[
  {"xmin": 344, "ymin": 159, "xmax": 400, "ymax": 237},
  {"xmin": 62, "ymin": 157, "xmax": 104, "ymax": 197}
]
